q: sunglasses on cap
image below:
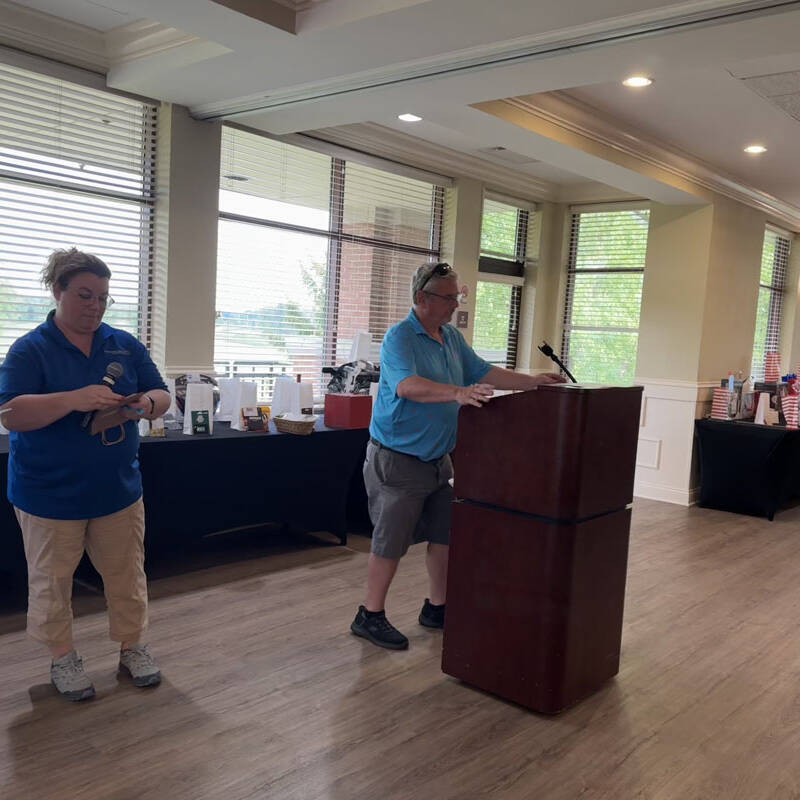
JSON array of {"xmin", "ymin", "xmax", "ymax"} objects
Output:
[{"xmin": 419, "ymin": 262, "xmax": 453, "ymax": 292}]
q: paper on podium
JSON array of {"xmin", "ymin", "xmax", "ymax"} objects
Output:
[
  {"xmin": 183, "ymin": 383, "xmax": 215, "ymax": 435},
  {"xmin": 230, "ymin": 381, "xmax": 258, "ymax": 430},
  {"xmin": 90, "ymin": 393, "xmax": 143, "ymax": 435}
]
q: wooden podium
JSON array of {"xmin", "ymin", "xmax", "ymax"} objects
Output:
[{"xmin": 441, "ymin": 384, "xmax": 643, "ymax": 713}]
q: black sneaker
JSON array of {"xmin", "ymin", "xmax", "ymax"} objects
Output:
[
  {"xmin": 350, "ymin": 606, "xmax": 409, "ymax": 650},
  {"xmin": 419, "ymin": 598, "xmax": 445, "ymax": 629}
]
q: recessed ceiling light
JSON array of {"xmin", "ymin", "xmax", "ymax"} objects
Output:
[
  {"xmin": 398, "ymin": 113, "xmax": 422, "ymax": 122},
  {"xmin": 744, "ymin": 144, "xmax": 767, "ymax": 154},
  {"xmin": 622, "ymin": 76, "xmax": 653, "ymax": 88}
]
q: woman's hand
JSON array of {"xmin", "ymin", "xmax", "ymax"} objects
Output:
[
  {"xmin": 120, "ymin": 395, "xmax": 152, "ymax": 421},
  {"xmin": 70, "ymin": 385, "xmax": 123, "ymax": 412}
]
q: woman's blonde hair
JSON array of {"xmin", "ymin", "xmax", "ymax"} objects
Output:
[{"xmin": 41, "ymin": 248, "xmax": 111, "ymax": 291}]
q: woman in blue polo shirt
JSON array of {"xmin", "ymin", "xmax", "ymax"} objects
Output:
[{"xmin": 0, "ymin": 248, "xmax": 171, "ymax": 701}]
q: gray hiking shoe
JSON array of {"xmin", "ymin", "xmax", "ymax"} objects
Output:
[
  {"xmin": 119, "ymin": 644, "xmax": 161, "ymax": 688},
  {"xmin": 51, "ymin": 651, "xmax": 96, "ymax": 702}
]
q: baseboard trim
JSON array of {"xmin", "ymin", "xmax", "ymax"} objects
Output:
[{"xmin": 634, "ymin": 480, "xmax": 698, "ymax": 507}]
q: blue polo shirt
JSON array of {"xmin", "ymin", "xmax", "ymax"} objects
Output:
[
  {"xmin": 370, "ymin": 310, "xmax": 492, "ymax": 461},
  {"xmin": 0, "ymin": 312, "xmax": 168, "ymax": 520}
]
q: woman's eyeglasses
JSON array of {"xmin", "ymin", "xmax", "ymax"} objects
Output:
[{"xmin": 73, "ymin": 289, "xmax": 115, "ymax": 307}]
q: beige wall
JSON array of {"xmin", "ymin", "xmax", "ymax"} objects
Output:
[
  {"xmin": 439, "ymin": 178, "xmax": 483, "ymax": 345},
  {"xmin": 636, "ymin": 204, "xmax": 714, "ymax": 382},
  {"xmin": 158, "ymin": 104, "xmax": 221, "ymax": 375},
  {"xmin": 782, "ymin": 242, "xmax": 800, "ymax": 374},
  {"xmin": 697, "ymin": 197, "xmax": 766, "ymax": 381}
]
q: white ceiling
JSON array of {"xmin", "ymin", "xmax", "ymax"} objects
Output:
[{"xmin": 5, "ymin": 0, "xmax": 800, "ymax": 220}]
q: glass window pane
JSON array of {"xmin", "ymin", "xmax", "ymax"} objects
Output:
[{"xmin": 474, "ymin": 281, "xmax": 513, "ymax": 366}]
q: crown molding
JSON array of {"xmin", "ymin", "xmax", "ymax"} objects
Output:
[
  {"xmin": 306, "ymin": 122, "xmax": 559, "ymax": 202},
  {"xmin": 0, "ymin": 0, "xmax": 107, "ymax": 72},
  {"xmin": 105, "ymin": 21, "xmax": 213, "ymax": 66},
  {"xmin": 193, "ymin": 0, "xmax": 800, "ymax": 119},
  {"xmin": 502, "ymin": 92, "xmax": 800, "ymax": 229}
]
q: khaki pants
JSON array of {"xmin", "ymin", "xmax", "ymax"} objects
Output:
[{"xmin": 15, "ymin": 498, "xmax": 148, "ymax": 649}]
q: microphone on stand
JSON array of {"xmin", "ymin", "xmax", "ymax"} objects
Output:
[
  {"xmin": 538, "ymin": 341, "xmax": 577, "ymax": 384},
  {"xmin": 81, "ymin": 361, "xmax": 124, "ymax": 428}
]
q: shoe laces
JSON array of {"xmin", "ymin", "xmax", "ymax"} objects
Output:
[
  {"xmin": 371, "ymin": 615, "xmax": 397, "ymax": 634},
  {"xmin": 53, "ymin": 653, "xmax": 85, "ymax": 679},
  {"xmin": 121, "ymin": 644, "xmax": 156, "ymax": 670}
]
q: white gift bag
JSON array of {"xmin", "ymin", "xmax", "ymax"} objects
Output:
[
  {"xmin": 216, "ymin": 377, "xmax": 240, "ymax": 422},
  {"xmin": 183, "ymin": 383, "xmax": 215, "ymax": 435},
  {"xmin": 271, "ymin": 375, "xmax": 293, "ymax": 417},
  {"xmin": 350, "ymin": 330, "xmax": 372, "ymax": 362},
  {"xmin": 229, "ymin": 381, "xmax": 258, "ymax": 430}
]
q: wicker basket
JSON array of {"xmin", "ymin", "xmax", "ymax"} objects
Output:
[{"xmin": 273, "ymin": 415, "xmax": 316, "ymax": 436}]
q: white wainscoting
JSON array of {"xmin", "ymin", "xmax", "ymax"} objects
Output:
[{"xmin": 632, "ymin": 377, "xmax": 716, "ymax": 506}]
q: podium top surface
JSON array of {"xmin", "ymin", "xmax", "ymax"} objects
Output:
[{"xmin": 537, "ymin": 383, "xmax": 644, "ymax": 394}]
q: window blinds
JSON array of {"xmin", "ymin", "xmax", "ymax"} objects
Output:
[
  {"xmin": 751, "ymin": 228, "xmax": 791, "ymax": 381},
  {"xmin": 216, "ymin": 126, "xmax": 443, "ymax": 399},
  {"xmin": 0, "ymin": 62, "xmax": 158, "ymax": 357},
  {"xmin": 561, "ymin": 207, "xmax": 650, "ymax": 385}
]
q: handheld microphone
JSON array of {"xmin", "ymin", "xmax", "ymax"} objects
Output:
[
  {"xmin": 81, "ymin": 361, "xmax": 124, "ymax": 428},
  {"xmin": 538, "ymin": 341, "xmax": 577, "ymax": 383}
]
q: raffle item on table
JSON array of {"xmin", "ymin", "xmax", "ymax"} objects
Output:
[
  {"xmin": 710, "ymin": 387, "xmax": 732, "ymax": 420},
  {"xmin": 240, "ymin": 405, "xmax": 271, "ymax": 432},
  {"xmin": 781, "ymin": 395, "xmax": 799, "ymax": 429},
  {"xmin": 174, "ymin": 373, "xmax": 220, "ymax": 416},
  {"xmin": 191, "ymin": 410, "xmax": 211, "ymax": 434},
  {"xmin": 230, "ymin": 381, "xmax": 259, "ymax": 430},
  {"xmin": 271, "ymin": 375, "xmax": 293, "ymax": 416},
  {"xmin": 754, "ymin": 392, "xmax": 770, "ymax": 425},
  {"xmin": 323, "ymin": 360, "xmax": 379, "ymax": 395},
  {"xmin": 183, "ymin": 383, "xmax": 215, "ymax": 435},
  {"xmin": 216, "ymin": 377, "xmax": 239, "ymax": 422},
  {"xmin": 764, "ymin": 352, "xmax": 781, "ymax": 383},
  {"xmin": 163, "ymin": 377, "xmax": 180, "ymax": 429},
  {"xmin": 273, "ymin": 412, "xmax": 317, "ymax": 436},
  {"xmin": 149, "ymin": 417, "xmax": 166, "ymax": 437}
]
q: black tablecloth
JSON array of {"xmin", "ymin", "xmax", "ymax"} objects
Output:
[
  {"xmin": 695, "ymin": 419, "xmax": 800, "ymax": 519},
  {"xmin": 0, "ymin": 421, "xmax": 369, "ymax": 573}
]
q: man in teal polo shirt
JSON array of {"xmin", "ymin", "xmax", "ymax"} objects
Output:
[{"xmin": 350, "ymin": 262, "xmax": 565, "ymax": 650}]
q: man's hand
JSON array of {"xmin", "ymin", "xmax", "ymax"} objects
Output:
[
  {"xmin": 455, "ymin": 383, "xmax": 494, "ymax": 407},
  {"xmin": 533, "ymin": 373, "xmax": 567, "ymax": 385},
  {"xmin": 70, "ymin": 385, "xmax": 123, "ymax": 413}
]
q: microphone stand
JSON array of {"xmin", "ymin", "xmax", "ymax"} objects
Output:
[{"xmin": 538, "ymin": 341, "xmax": 577, "ymax": 384}]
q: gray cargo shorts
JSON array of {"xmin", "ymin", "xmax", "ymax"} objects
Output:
[{"xmin": 363, "ymin": 440, "xmax": 454, "ymax": 560}]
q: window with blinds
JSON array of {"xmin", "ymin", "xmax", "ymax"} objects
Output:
[
  {"xmin": 474, "ymin": 197, "xmax": 528, "ymax": 368},
  {"xmin": 0, "ymin": 63, "xmax": 157, "ymax": 358},
  {"xmin": 561, "ymin": 207, "xmax": 650, "ymax": 385},
  {"xmin": 215, "ymin": 126, "xmax": 444, "ymax": 399},
  {"xmin": 751, "ymin": 228, "xmax": 791, "ymax": 381}
]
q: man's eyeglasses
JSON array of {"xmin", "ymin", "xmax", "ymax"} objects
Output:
[
  {"xmin": 419, "ymin": 262, "xmax": 453, "ymax": 292},
  {"xmin": 423, "ymin": 290, "xmax": 465, "ymax": 304},
  {"xmin": 73, "ymin": 289, "xmax": 115, "ymax": 307}
]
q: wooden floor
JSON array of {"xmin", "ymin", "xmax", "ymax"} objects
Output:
[{"xmin": 3, "ymin": 499, "xmax": 800, "ymax": 799}]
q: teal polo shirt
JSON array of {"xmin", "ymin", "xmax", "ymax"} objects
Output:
[
  {"xmin": 0, "ymin": 311, "xmax": 167, "ymax": 520},
  {"xmin": 370, "ymin": 310, "xmax": 492, "ymax": 461}
]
